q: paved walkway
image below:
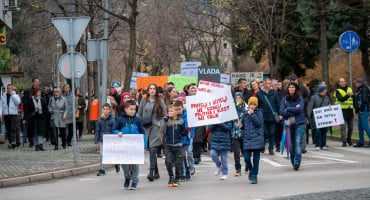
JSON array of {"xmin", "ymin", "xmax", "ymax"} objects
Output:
[{"xmin": 0, "ymin": 134, "xmax": 100, "ymax": 182}]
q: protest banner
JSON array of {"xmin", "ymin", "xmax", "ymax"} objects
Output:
[
  {"xmin": 130, "ymin": 72, "xmax": 149, "ymax": 89},
  {"xmin": 313, "ymin": 104, "xmax": 344, "ymax": 129},
  {"xmin": 251, "ymin": 72, "xmax": 263, "ymax": 80},
  {"xmin": 102, "ymin": 135, "xmax": 144, "ymax": 164},
  {"xmin": 221, "ymin": 74, "xmax": 230, "ymax": 84},
  {"xmin": 181, "ymin": 61, "xmax": 201, "ymax": 76},
  {"xmin": 198, "ymin": 66, "xmax": 221, "ymax": 83},
  {"xmin": 231, "ymin": 72, "xmax": 249, "ymax": 84},
  {"xmin": 136, "ymin": 76, "xmax": 168, "ymax": 90},
  {"xmin": 186, "ymin": 80, "xmax": 237, "ymax": 127},
  {"xmin": 168, "ymin": 76, "xmax": 198, "ymax": 92}
]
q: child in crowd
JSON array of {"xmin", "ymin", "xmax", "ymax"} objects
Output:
[
  {"xmin": 232, "ymin": 92, "xmax": 248, "ymax": 176},
  {"xmin": 161, "ymin": 105, "xmax": 188, "ymax": 187},
  {"xmin": 241, "ymin": 97, "xmax": 264, "ymax": 184},
  {"xmin": 95, "ymin": 103, "xmax": 115, "ymax": 176},
  {"xmin": 113, "ymin": 100, "xmax": 147, "ymax": 190}
]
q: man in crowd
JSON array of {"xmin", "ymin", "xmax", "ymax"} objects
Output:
[
  {"xmin": 353, "ymin": 78, "xmax": 370, "ymax": 147},
  {"xmin": 234, "ymin": 78, "xmax": 252, "ymax": 102},
  {"xmin": 334, "ymin": 78, "xmax": 354, "ymax": 147}
]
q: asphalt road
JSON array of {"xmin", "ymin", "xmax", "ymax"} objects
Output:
[{"xmin": 1, "ymin": 140, "xmax": 370, "ymax": 200}]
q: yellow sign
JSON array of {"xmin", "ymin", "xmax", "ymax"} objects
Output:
[{"xmin": 0, "ymin": 26, "xmax": 6, "ymax": 45}]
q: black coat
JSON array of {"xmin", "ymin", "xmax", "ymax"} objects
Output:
[{"xmin": 27, "ymin": 97, "xmax": 48, "ymax": 137}]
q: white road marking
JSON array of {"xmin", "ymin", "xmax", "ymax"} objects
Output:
[
  {"xmin": 79, "ymin": 178, "xmax": 94, "ymax": 181},
  {"xmin": 260, "ymin": 158, "xmax": 285, "ymax": 167},
  {"xmin": 309, "ymin": 155, "xmax": 358, "ymax": 163}
]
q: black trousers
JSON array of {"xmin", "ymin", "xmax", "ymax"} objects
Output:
[
  {"xmin": 67, "ymin": 123, "xmax": 73, "ymax": 144},
  {"xmin": 149, "ymin": 146, "xmax": 159, "ymax": 170},
  {"xmin": 275, "ymin": 121, "xmax": 283, "ymax": 148},
  {"xmin": 193, "ymin": 142, "xmax": 202, "ymax": 160},
  {"xmin": 54, "ymin": 127, "xmax": 66, "ymax": 146},
  {"xmin": 4, "ymin": 115, "xmax": 18, "ymax": 145},
  {"xmin": 76, "ymin": 122, "xmax": 83, "ymax": 138},
  {"xmin": 231, "ymin": 138, "xmax": 243, "ymax": 171},
  {"xmin": 165, "ymin": 145, "xmax": 183, "ymax": 179}
]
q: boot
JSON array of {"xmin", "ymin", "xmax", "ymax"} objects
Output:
[
  {"xmin": 54, "ymin": 145, "xmax": 58, "ymax": 150},
  {"xmin": 35, "ymin": 145, "xmax": 39, "ymax": 151},
  {"xmin": 39, "ymin": 144, "xmax": 45, "ymax": 151},
  {"xmin": 154, "ymin": 167, "xmax": 160, "ymax": 179},
  {"xmin": 147, "ymin": 169, "xmax": 154, "ymax": 182}
]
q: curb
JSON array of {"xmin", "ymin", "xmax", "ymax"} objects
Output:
[{"xmin": 0, "ymin": 163, "xmax": 113, "ymax": 188}]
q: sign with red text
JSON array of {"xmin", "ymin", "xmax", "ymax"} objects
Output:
[
  {"xmin": 102, "ymin": 135, "xmax": 144, "ymax": 164},
  {"xmin": 186, "ymin": 81, "xmax": 237, "ymax": 127},
  {"xmin": 198, "ymin": 66, "xmax": 221, "ymax": 83},
  {"xmin": 313, "ymin": 105, "xmax": 344, "ymax": 129}
]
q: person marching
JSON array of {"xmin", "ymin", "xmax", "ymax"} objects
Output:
[
  {"xmin": 241, "ymin": 97, "xmax": 264, "ymax": 184},
  {"xmin": 114, "ymin": 100, "xmax": 147, "ymax": 190}
]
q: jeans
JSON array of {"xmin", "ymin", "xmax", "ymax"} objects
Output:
[
  {"xmin": 244, "ymin": 149, "xmax": 260, "ymax": 178},
  {"xmin": 210, "ymin": 149, "xmax": 228, "ymax": 175},
  {"xmin": 4, "ymin": 115, "xmax": 18, "ymax": 145},
  {"xmin": 165, "ymin": 145, "xmax": 183, "ymax": 178},
  {"xmin": 314, "ymin": 128, "xmax": 328, "ymax": 148},
  {"xmin": 122, "ymin": 164, "xmax": 139, "ymax": 184},
  {"xmin": 149, "ymin": 146, "xmax": 159, "ymax": 170},
  {"xmin": 290, "ymin": 123, "xmax": 306, "ymax": 166},
  {"xmin": 188, "ymin": 138, "xmax": 195, "ymax": 171},
  {"xmin": 181, "ymin": 145, "xmax": 190, "ymax": 176},
  {"xmin": 231, "ymin": 138, "xmax": 243, "ymax": 171},
  {"xmin": 99, "ymin": 142, "xmax": 104, "ymax": 170},
  {"xmin": 264, "ymin": 122, "xmax": 275, "ymax": 150},
  {"xmin": 358, "ymin": 111, "xmax": 370, "ymax": 145},
  {"xmin": 340, "ymin": 117, "xmax": 353, "ymax": 143}
]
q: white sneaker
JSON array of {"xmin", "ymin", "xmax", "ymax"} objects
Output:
[
  {"xmin": 220, "ymin": 175, "xmax": 227, "ymax": 180},
  {"xmin": 322, "ymin": 147, "xmax": 328, "ymax": 150},
  {"xmin": 315, "ymin": 147, "xmax": 320, "ymax": 151},
  {"xmin": 214, "ymin": 167, "xmax": 221, "ymax": 176}
]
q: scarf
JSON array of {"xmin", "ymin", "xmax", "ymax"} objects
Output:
[{"xmin": 32, "ymin": 96, "xmax": 42, "ymax": 114}]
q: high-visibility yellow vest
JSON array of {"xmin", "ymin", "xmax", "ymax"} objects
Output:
[{"xmin": 334, "ymin": 87, "xmax": 353, "ymax": 109}]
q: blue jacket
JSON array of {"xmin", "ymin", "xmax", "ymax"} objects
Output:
[
  {"xmin": 258, "ymin": 89, "xmax": 280, "ymax": 122},
  {"xmin": 161, "ymin": 117, "xmax": 187, "ymax": 145},
  {"xmin": 231, "ymin": 103, "xmax": 247, "ymax": 139},
  {"xmin": 113, "ymin": 112, "xmax": 147, "ymax": 149},
  {"xmin": 95, "ymin": 114, "xmax": 115, "ymax": 144},
  {"xmin": 209, "ymin": 121, "xmax": 232, "ymax": 151},
  {"xmin": 181, "ymin": 110, "xmax": 194, "ymax": 146},
  {"xmin": 241, "ymin": 109, "xmax": 264, "ymax": 150},
  {"xmin": 280, "ymin": 97, "xmax": 305, "ymax": 126}
]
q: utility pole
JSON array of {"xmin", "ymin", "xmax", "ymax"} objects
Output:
[{"xmin": 101, "ymin": 0, "xmax": 109, "ymax": 106}]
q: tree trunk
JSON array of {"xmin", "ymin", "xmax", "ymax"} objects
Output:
[
  {"xmin": 318, "ymin": 1, "xmax": 329, "ymax": 84},
  {"xmin": 123, "ymin": 22, "xmax": 136, "ymax": 91},
  {"xmin": 359, "ymin": 13, "xmax": 370, "ymax": 83}
]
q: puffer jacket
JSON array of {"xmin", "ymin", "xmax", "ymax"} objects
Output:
[
  {"xmin": 161, "ymin": 117, "xmax": 187, "ymax": 145},
  {"xmin": 1, "ymin": 91, "xmax": 21, "ymax": 115},
  {"xmin": 95, "ymin": 114, "xmax": 115, "ymax": 144},
  {"xmin": 241, "ymin": 109, "xmax": 264, "ymax": 150},
  {"xmin": 181, "ymin": 110, "xmax": 194, "ymax": 146},
  {"xmin": 280, "ymin": 97, "xmax": 306, "ymax": 126},
  {"xmin": 209, "ymin": 121, "xmax": 232, "ymax": 151},
  {"xmin": 231, "ymin": 103, "xmax": 247, "ymax": 139},
  {"xmin": 113, "ymin": 112, "xmax": 147, "ymax": 149}
]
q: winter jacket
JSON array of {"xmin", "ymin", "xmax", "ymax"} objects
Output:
[
  {"xmin": 209, "ymin": 121, "xmax": 233, "ymax": 151},
  {"xmin": 138, "ymin": 98, "xmax": 167, "ymax": 148},
  {"xmin": 95, "ymin": 114, "xmax": 115, "ymax": 144},
  {"xmin": 258, "ymin": 89, "xmax": 280, "ymax": 122},
  {"xmin": 180, "ymin": 110, "xmax": 194, "ymax": 146},
  {"xmin": 48, "ymin": 96, "xmax": 68, "ymax": 128},
  {"xmin": 113, "ymin": 112, "xmax": 147, "ymax": 149},
  {"xmin": 306, "ymin": 94, "xmax": 331, "ymax": 129},
  {"xmin": 27, "ymin": 97, "xmax": 48, "ymax": 137},
  {"xmin": 1, "ymin": 91, "xmax": 21, "ymax": 115},
  {"xmin": 354, "ymin": 83, "xmax": 370, "ymax": 113},
  {"xmin": 241, "ymin": 109, "xmax": 264, "ymax": 150},
  {"xmin": 231, "ymin": 103, "xmax": 247, "ymax": 139},
  {"xmin": 280, "ymin": 97, "xmax": 306, "ymax": 126},
  {"xmin": 62, "ymin": 92, "xmax": 77, "ymax": 124},
  {"xmin": 161, "ymin": 117, "xmax": 187, "ymax": 145}
]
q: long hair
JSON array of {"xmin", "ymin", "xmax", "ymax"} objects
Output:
[
  {"xmin": 147, "ymin": 84, "xmax": 164, "ymax": 119},
  {"xmin": 286, "ymin": 82, "xmax": 300, "ymax": 101},
  {"xmin": 164, "ymin": 86, "xmax": 175, "ymax": 106}
]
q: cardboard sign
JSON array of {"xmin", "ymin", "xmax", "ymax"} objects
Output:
[
  {"xmin": 130, "ymin": 72, "xmax": 149, "ymax": 89},
  {"xmin": 221, "ymin": 74, "xmax": 230, "ymax": 84},
  {"xmin": 102, "ymin": 135, "xmax": 145, "ymax": 164},
  {"xmin": 198, "ymin": 66, "xmax": 221, "ymax": 83},
  {"xmin": 313, "ymin": 105, "xmax": 344, "ymax": 129},
  {"xmin": 168, "ymin": 76, "xmax": 198, "ymax": 92},
  {"xmin": 136, "ymin": 76, "xmax": 168, "ymax": 90},
  {"xmin": 197, "ymin": 80, "xmax": 231, "ymax": 95},
  {"xmin": 181, "ymin": 61, "xmax": 201, "ymax": 76},
  {"xmin": 231, "ymin": 72, "xmax": 250, "ymax": 84}
]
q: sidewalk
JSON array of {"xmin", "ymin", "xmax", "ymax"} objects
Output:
[{"xmin": 0, "ymin": 134, "xmax": 106, "ymax": 187}]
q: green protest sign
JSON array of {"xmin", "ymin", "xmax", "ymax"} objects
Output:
[{"xmin": 168, "ymin": 76, "xmax": 198, "ymax": 92}]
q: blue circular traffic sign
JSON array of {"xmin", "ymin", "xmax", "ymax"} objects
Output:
[{"xmin": 339, "ymin": 31, "xmax": 360, "ymax": 52}]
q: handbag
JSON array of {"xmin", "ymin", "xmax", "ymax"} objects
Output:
[
  {"xmin": 142, "ymin": 100, "xmax": 155, "ymax": 128},
  {"xmin": 264, "ymin": 95, "xmax": 280, "ymax": 123},
  {"xmin": 75, "ymin": 109, "xmax": 80, "ymax": 118}
]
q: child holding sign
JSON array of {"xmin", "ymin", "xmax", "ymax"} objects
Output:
[
  {"xmin": 241, "ymin": 97, "xmax": 264, "ymax": 184},
  {"xmin": 161, "ymin": 105, "xmax": 188, "ymax": 187},
  {"xmin": 114, "ymin": 100, "xmax": 147, "ymax": 190}
]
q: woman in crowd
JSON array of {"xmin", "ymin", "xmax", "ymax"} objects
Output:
[
  {"xmin": 164, "ymin": 86, "xmax": 178, "ymax": 107},
  {"xmin": 75, "ymin": 88, "xmax": 86, "ymax": 140},
  {"xmin": 279, "ymin": 82, "xmax": 306, "ymax": 171},
  {"xmin": 29, "ymin": 88, "xmax": 47, "ymax": 151},
  {"xmin": 48, "ymin": 88, "xmax": 68, "ymax": 150},
  {"xmin": 138, "ymin": 84, "xmax": 167, "ymax": 182}
]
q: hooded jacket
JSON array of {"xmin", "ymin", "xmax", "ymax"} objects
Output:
[
  {"xmin": 113, "ymin": 112, "xmax": 147, "ymax": 149},
  {"xmin": 95, "ymin": 114, "xmax": 115, "ymax": 144},
  {"xmin": 161, "ymin": 116, "xmax": 187, "ymax": 145}
]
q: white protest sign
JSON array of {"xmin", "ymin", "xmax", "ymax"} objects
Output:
[
  {"xmin": 313, "ymin": 104, "xmax": 344, "ymax": 129},
  {"xmin": 181, "ymin": 61, "xmax": 201, "ymax": 77},
  {"xmin": 221, "ymin": 74, "xmax": 230, "ymax": 84},
  {"xmin": 186, "ymin": 81, "xmax": 238, "ymax": 127},
  {"xmin": 102, "ymin": 135, "xmax": 144, "ymax": 164},
  {"xmin": 231, "ymin": 72, "xmax": 249, "ymax": 84}
]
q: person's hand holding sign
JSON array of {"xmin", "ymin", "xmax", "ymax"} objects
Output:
[{"xmin": 118, "ymin": 132, "xmax": 123, "ymax": 137}]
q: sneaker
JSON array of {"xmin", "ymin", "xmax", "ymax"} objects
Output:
[
  {"xmin": 214, "ymin": 167, "xmax": 221, "ymax": 176},
  {"xmin": 220, "ymin": 175, "xmax": 227, "ymax": 180},
  {"xmin": 185, "ymin": 175, "xmax": 191, "ymax": 181},
  {"xmin": 248, "ymin": 174, "xmax": 252, "ymax": 181},
  {"xmin": 124, "ymin": 179, "xmax": 130, "ymax": 189},
  {"xmin": 269, "ymin": 150, "xmax": 275, "ymax": 155},
  {"xmin": 172, "ymin": 178, "xmax": 180, "ymax": 187},
  {"xmin": 96, "ymin": 169, "xmax": 105, "ymax": 176},
  {"xmin": 167, "ymin": 177, "xmax": 174, "ymax": 187},
  {"xmin": 342, "ymin": 142, "xmax": 347, "ymax": 147},
  {"xmin": 234, "ymin": 170, "xmax": 241, "ymax": 177},
  {"xmin": 129, "ymin": 183, "xmax": 137, "ymax": 190},
  {"xmin": 115, "ymin": 165, "xmax": 121, "ymax": 173},
  {"xmin": 321, "ymin": 147, "xmax": 328, "ymax": 150},
  {"xmin": 302, "ymin": 149, "xmax": 307, "ymax": 154},
  {"xmin": 315, "ymin": 147, "xmax": 320, "ymax": 151},
  {"xmin": 251, "ymin": 177, "xmax": 258, "ymax": 184}
]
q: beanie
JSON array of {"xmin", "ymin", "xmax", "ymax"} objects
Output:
[
  {"xmin": 235, "ymin": 92, "xmax": 244, "ymax": 101},
  {"xmin": 248, "ymin": 96, "xmax": 258, "ymax": 107},
  {"xmin": 317, "ymin": 85, "xmax": 326, "ymax": 93},
  {"xmin": 121, "ymin": 92, "xmax": 131, "ymax": 105}
]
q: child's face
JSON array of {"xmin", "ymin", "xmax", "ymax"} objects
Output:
[
  {"xmin": 168, "ymin": 108, "xmax": 176, "ymax": 118},
  {"xmin": 103, "ymin": 106, "xmax": 110, "ymax": 116},
  {"xmin": 176, "ymin": 106, "xmax": 183, "ymax": 115},
  {"xmin": 249, "ymin": 104, "xmax": 256, "ymax": 110},
  {"xmin": 235, "ymin": 96, "xmax": 243, "ymax": 105},
  {"xmin": 125, "ymin": 105, "xmax": 136, "ymax": 117}
]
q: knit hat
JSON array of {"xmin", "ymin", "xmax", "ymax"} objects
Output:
[
  {"xmin": 121, "ymin": 92, "xmax": 131, "ymax": 105},
  {"xmin": 317, "ymin": 85, "xmax": 326, "ymax": 93},
  {"xmin": 176, "ymin": 92, "xmax": 186, "ymax": 101},
  {"xmin": 234, "ymin": 92, "xmax": 244, "ymax": 101},
  {"xmin": 354, "ymin": 78, "xmax": 364, "ymax": 83},
  {"xmin": 248, "ymin": 97, "xmax": 258, "ymax": 107}
]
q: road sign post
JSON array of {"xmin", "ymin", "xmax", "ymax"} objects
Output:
[{"xmin": 339, "ymin": 30, "xmax": 360, "ymax": 88}]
